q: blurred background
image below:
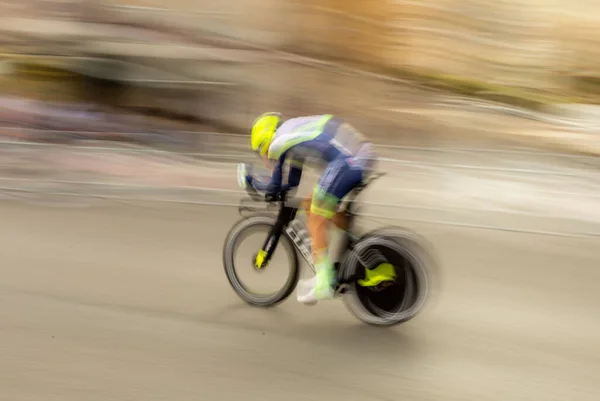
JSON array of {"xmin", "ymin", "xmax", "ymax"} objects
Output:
[
  {"xmin": 2, "ymin": 0, "xmax": 600, "ymax": 139},
  {"xmin": 0, "ymin": 2, "xmax": 599, "ymax": 401},
  {"xmin": 0, "ymin": 0, "xmax": 598, "ymax": 224}
]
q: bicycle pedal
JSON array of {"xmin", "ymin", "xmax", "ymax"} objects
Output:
[{"xmin": 334, "ymin": 284, "xmax": 349, "ymax": 296}]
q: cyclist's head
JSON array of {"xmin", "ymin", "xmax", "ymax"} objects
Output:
[{"xmin": 251, "ymin": 112, "xmax": 282, "ymax": 158}]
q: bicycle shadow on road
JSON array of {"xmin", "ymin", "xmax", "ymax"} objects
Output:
[{"xmin": 201, "ymin": 300, "xmax": 427, "ymax": 359}]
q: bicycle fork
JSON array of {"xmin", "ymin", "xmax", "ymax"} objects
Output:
[{"xmin": 254, "ymin": 207, "xmax": 297, "ymax": 269}]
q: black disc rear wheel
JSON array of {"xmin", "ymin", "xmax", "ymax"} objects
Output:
[{"xmin": 341, "ymin": 232, "xmax": 433, "ymax": 326}]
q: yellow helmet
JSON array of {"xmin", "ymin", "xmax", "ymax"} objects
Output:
[{"xmin": 251, "ymin": 112, "xmax": 281, "ymax": 156}]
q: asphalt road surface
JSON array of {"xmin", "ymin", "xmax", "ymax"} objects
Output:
[{"xmin": 1, "ymin": 200, "xmax": 599, "ymax": 401}]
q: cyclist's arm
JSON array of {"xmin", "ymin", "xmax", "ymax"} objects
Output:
[
  {"xmin": 250, "ymin": 153, "xmax": 286, "ymax": 193},
  {"xmin": 251, "ymin": 151, "xmax": 303, "ymax": 193},
  {"xmin": 282, "ymin": 156, "xmax": 303, "ymax": 191}
]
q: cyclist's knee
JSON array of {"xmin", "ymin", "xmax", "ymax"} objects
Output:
[
  {"xmin": 311, "ymin": 186, "xmax": 339, "ymax": 220},
  {"xmin": 308, "ymin": 208, "xmax": 330, "ymax": 231}
]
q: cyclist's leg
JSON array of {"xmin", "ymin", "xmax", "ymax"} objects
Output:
[
  {"xmin": 301, "ymin": 195, "xmax": 350, "ymax": 231},
  {"xmin": 304, "ymin": 156, "xmax": 394, "ymax": 291},
  {"xmin": 349, "ymin": 144, "xmax": 395, "ymax": 286},
  {"xmin": 306, "ymin": 158, "xmax": 364, "ymax": 300}
]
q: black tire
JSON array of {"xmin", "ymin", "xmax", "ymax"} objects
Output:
[
  {"xmin": 339, "ymin": 227, "xmax": 436, "ymax": 326},
  {"xmin": 222, "ymin": 214, "xmax": 300, "ymax": 307}
]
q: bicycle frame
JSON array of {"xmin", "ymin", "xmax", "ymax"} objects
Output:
[{"xmin": 245, "ymin": 172, "xmax": 385, "ymax": 275}]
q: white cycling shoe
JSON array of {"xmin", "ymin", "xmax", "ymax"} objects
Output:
[{"xmin": 296, "ymin": 276, "xmax": 335, "ymax": 305}]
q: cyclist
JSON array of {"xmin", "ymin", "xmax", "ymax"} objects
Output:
[{"xmin": 241, "ymin": 112, "xmax": 385, "ymax": 304}]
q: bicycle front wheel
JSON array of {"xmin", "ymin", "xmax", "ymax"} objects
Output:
[{"xmin": 222, "ymin": 215, "xmax": 300, "ymax": 307}]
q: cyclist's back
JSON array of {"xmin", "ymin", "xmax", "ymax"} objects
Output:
[{"xmin": 268, "ymin": 114, "xmax": 376, "ymax": 173}]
